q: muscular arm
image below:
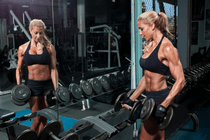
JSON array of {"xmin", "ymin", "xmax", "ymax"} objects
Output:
[
  {"xmin": 129, "ymin": 75, "xmax": 146, "ymax": 101},
  {"xmin": 16, "ymin": 46, "xmax": 25, "ymax": 85},
  {"xmin": 50, "ymin": 45, "xmax": 59, "ymax": 91},
  {"xmin": 161, "ymin": 44, "xmax": 186, "ymax": 108}
]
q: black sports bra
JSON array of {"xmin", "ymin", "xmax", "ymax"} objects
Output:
[
  {"xmin": 24, "ymin": 42, "xmax": 51, "ymax": 66},
  {"xmin": 139, "ymin": 35, "xmax": 170, "ymax": 76}
]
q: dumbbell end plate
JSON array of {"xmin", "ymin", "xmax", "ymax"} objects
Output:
[{"xmin": 158, "ymin": 107, "xmax": 173, "ymax": 130}]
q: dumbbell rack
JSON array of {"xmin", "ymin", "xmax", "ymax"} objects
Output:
[
  {"xmin": 0, "ymin": 108, "xmax": 64, "ymax": 132},
  {"xmin": 50, "ymin": 86, "xmax": 130, "ymax": 111},
  {"xmin": 59, "ymin": 107, "xmax": 135, "ymax": 140}
]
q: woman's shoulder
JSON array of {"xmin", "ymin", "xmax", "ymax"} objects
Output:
[
  {"xmin": 19, "ymin": 41, "xmax": 30, "ymax": 52},
  {"xmin": 161, "ymin": 38, "xmax": 178, "ymax": 56},
  {"xmin": 162, "ymin": 38, "xmax": 175, "ymax": 50}
]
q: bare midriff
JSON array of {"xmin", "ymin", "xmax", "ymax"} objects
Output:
[
  {"xmin": 144, "ymin": 70, "xmax": 168, "ymax": 91},
  {"xmin": 27, "ymin": 64, "xmax": 51, "ymax": 80}
]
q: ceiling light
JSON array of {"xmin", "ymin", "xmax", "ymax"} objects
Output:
[{"xmin": 22, "ymin": 5, "xmax": 29, "ymax": 8}]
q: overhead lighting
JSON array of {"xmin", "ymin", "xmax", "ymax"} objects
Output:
[
  {"xmin": 67, "ymin": 2, "xmax": 71, "ymax": 5},
  {"xmin": 22, "ymin": 5, "xmax": 29, "ymax": 8},
  {"xmin": 112, "ymin": 0, "xmax": 115, "ymax": 2}
]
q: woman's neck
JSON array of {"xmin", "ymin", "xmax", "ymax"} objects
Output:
[{"xmin": 152, "ymin": 29, "xmax": 163, "ymax": 45}]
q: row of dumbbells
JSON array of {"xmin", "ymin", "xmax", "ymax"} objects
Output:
[
  {"xmin": 166, "ymin": 61, "xmax": 210, "ymax": 92},
  {"xmin": 11, "ymin": 70, "xmax": 131, "ymax": 107}
]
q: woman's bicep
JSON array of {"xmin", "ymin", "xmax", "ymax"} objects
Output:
[
  {"xmin": 164, "ymin": 46, "xmax": 184, "ymax": 80},
  {"xmin": 50, "ymin": 45, "xmax": 57, "ymax": 69},
  {"xmin": 17, "ymin": 47, "xmax": 25, "ymax": 69}
]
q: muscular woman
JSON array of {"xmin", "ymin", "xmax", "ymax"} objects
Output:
[
  {"xmin": 122, "ymin": 11, "xmax": 185, "ymax": 140},
  {"xmin": 16, "ymin": 19, "xmax": 58, "ymax": 134}
]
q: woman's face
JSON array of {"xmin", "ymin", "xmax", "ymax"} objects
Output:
[
  {"xmin": 30, "ymin": 26, "xmax": 44, "ymax": 43},
  {"xmin": 137, "ymin": 20, "xmax": 154, "ymax": 41}
]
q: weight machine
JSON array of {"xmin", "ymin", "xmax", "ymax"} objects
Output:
[{"xmin": 88, "ymin": 25, "xmax": 121, "ymax": 71}]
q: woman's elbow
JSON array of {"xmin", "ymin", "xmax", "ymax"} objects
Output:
[{"xmin": 180, "ymin": 78, "xmax": 186, "ymax": 89}]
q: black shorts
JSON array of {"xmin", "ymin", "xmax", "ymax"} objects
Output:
[
  {"xmin": 27, "ymin": 79, "xmax": 54, "ymax": 97},
  {"xmin": 145, "ymin": 88, "xmax": 173, "ymax": 105}
]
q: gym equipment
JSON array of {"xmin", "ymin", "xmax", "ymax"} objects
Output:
[
  {"xmin": 108, "ymin": 74, "xmax": 119, "ymax": 89},
  {"xmin": 69, "ymin": 107, "xmax": 134, "ymax": 140},
  {"xmin": 69, "ymin": 83, "xmax": 83, "ymax": 101},
  {"xmin": 80, "ymin": 80, "xmax": 93, "ymax": 97},
  {"xmin": 98, "ymin": 76, "xmax": 111, "ymax": 92},
  {"xmin": 0, "ymin": 108, "xmax": 64, "ymax": 135},
  {"xmin": 38, "ymin": 120, "xmax": 78, "ymax": 140},
  {"xmin": 116, "ymin": 71, "xmax": 126, "ymax": 86},
  {"xmin": 15, "ymin": 129, "xmax": 37, "ymax": 140},
  {"xmin": 0, "ymin": 108, "xmax": 16, "ymax": 140},
  {"xmin": 89, "ymin": 24, "xmax": 121, "ymax": 71},
  {"xmin": 140, "ymin": 98, "xmax": 173, "ymax": 130},
  {"xmin": 89, "ymin": 78, "xmax": 102, "ymax": 95},
  {"xmin": 114, "ymin": 90, "xmax": 146, "ymax": 122},
  {"xmin": 11, "ymin": 84, "xmax": 31, "ymax": 106},
  {"xmin": 122, "ymin": 70, "xmax": 131, "ymax": 83},
  {"xmin": 46, "ymin": 87, "xmax": 71, "ymax": 107}
]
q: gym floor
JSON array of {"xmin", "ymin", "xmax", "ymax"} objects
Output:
[{"xmin": 1, "ymin": 69, "xmax": 210, "ymax": 140}]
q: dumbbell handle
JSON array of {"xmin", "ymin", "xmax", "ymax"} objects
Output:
[{"xmin": 49, "ymin": 131, "xmax": 60, "ymax": 140}]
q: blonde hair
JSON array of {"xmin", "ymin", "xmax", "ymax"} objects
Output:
[
  {"xmin": 29, "ymin": 19, "xmax": 51, "ymax": 49},
  {"xmin": 137, "ymin": 11, "xmax": 173, "ymax": 53}
]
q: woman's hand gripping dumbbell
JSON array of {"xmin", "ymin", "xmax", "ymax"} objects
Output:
[
  {"xmin": 114, "ymin": 89, "xmax": 147, "ymax": 122},
  {"xmin": 140, "ymin": 98, "xmax": 173, "ymax": 130}
]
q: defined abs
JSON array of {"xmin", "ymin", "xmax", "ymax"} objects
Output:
[{"xmin": 27, "ymin": 64, "xmax": 51, "ymax": 80}]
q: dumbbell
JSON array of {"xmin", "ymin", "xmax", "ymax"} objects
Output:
[
  {"xmin": 15, "ymin": 129, "xmax": 37, "ymax": 140},
  {"xmin": 98, "ymin": 76, "xmax": 111, "ymax": 92},
  {"xmin": 122, "ymin": 70, "xmax": 131, "ymax": 83},
  {"xmin": 80, "ymin": 80, "xmax": 93, "ymax": 98},
  {"xmin": 38, "ymin": 120, "xmax": 79, "ymax": 140},
  {"xmin": 140, "ymin": 98, "xmax": 173, "ymax": 130},
  {"xmin": 114, "ymin": 89, "xmax": 147, "ymax": 122},
  {"xmin": 89, "ymin": 78, "xmax": 102, "ymax": 95},
  {"xmin": 69, "ymin": 83, "xmax": 83, "ymax": 101},
  {"xmin": 46, "ymin": 86, "xmax": 71, "ymax": 107},
  {"xmin": 11, "ymin": 84, "xmax": 31, "ymax": 106},
  {"xmin": 107, "ymin": 73, "xmax": 119, "ymax": 89},
  {"xmin": 116, "ymin": 71, "xmax": 126, "ymax": 86}
]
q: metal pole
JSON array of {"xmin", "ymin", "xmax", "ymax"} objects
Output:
[
  {"xmin": 174, "ymin": 0, "xmax": 177, "ymax": 47},
  {"xmin": 52, "ymin": 0, "xmax": 56, "ymax": 46},
  {"xmin": 51, "ymin": 0, "xmax": 58, "ymax": 120},
  {"xmin": 24, "ymin": 11, "xmax": 32, "ymax": 22},
  {"xmin": 10, "ymin": 10, "xmax": 31, "ymax": 40},
  {"xmin": 131, "ymin": 0, "xmax": 136, "ymax": 89},
  {"xmin": 153, "ymin": 0, "xmax": 156, "ymax": 11}
]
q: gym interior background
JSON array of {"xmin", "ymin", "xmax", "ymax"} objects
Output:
[{"xmin": 0, "ymin": 0, "xmax": 210, "ymax": 140}]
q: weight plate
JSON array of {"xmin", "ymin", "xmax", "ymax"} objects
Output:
[
  {"xmin": 158, "ymin": 107, "xmax": 173, "ymax": 130},
  {"xmin": 99, "ymin": 76, "xmax": 111, "ymax": 92},
  {"xmin": 69, "ymin": 83, "xmax": 83, "ymax": 100},
  {"xmin": 108, "ymin": 74, "xmax": 119, "ymax": 89},
  {"xmin": 45, "ymin": 90, "xmax": 56, "ymax": 106},
  {"xmin": 122, "ymin": 70, "xmax": 131, "ymax": 82},
  {"xmin": 16, "ymin": 129, "xmax": 37, "ymax": 140},
  {"xmin": 11, "ymin": 96, "xmax": 27, "ymax": 106},
  {"xmin": 116, "ymin": 71, "xmax": 126, "ymax": 85},
  {"xmin": 114, "ymin": 92, "xmax": 127, "ymax": 112},
  {"xmin": 126, "ymin": 89, "xmax": 135, "ymax": 97},
  {"xmin": 38, "ymin": 120, "xmax": 61, "ymax": 140},
  {"xmin": 12, "ymin": 84, "xmax": 31, "ymax": 101},
  {"xmin": 140, "ymin": 98, "xmax": 155, "ymax": 122},
  {"xmin": 55, "ymin": 87, "xmax": 70, "ymax": 104},
  {"xmin": 80, "ymin": 80, "xmax": 93, "ymax": 97},
  {"xmin": 63, "ymin": 132, "xmax": 79, "ymax": 140},
  {"xmin": 90, "ymin": 78, "xmax": 102, "ymax": 94},
  {"xmin": 129, "ymin": 100, "xmax": 142, "ymax": 121}
]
